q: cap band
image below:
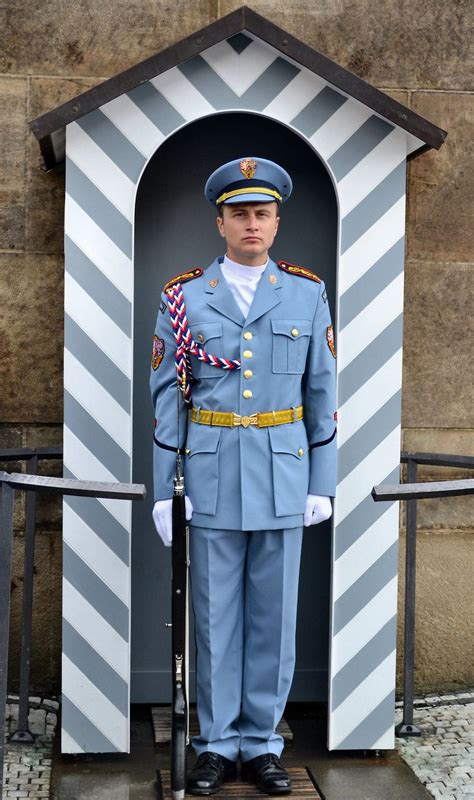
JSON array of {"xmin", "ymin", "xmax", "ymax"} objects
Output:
[{"xmin": 216, "ymin": 186, "xmax": 282, "ymax": 205}]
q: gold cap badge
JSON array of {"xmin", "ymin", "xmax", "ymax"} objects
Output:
[{"xmin": 240, "ymin": 158, "xmax": 257, "ymax": 179}]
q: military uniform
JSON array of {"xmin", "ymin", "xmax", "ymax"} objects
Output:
[{"xmin": 149, "ymin": 157, "xmax": 337, "ymax": 770}]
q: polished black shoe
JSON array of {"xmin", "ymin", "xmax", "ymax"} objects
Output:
[
  {"xmin": 241, "ymin": 753, "xmax": 292, "ymax": 795},
  {"xmin": 186, "ymin": 751, "xmax": 237, "ymax": 795}
]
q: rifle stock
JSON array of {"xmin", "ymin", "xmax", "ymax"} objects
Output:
[{"xmin": 171, "ymin": 481, "xmax": 188, "ymax": 799}]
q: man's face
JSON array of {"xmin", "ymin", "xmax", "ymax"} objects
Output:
[{"xmin": 216, "ymin": 201, "xmax": 280, "ymax": 265}]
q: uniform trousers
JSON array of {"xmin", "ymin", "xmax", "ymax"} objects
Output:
[{"xmin": 189, "ymin": 524, "xmax": 304, "ymax": 762}]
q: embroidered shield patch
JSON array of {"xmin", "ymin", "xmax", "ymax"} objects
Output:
[
  {"xmin": 152, "ymin": 335, "xmax": 165, "ymax": 370},
  {"xmin": 326, "ymin": 324, "xmax": 336, "ymax": 358}
]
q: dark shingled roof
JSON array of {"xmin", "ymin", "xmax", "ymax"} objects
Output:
[{"xmin": 29, "ymin": 5, "xmax": 447, "ymax": 171}]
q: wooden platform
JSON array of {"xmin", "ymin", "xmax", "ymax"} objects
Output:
[
  {"xmin": 158, "ymin": 767, "xmax": 321, "ymax": 798},
  {"xmin": 151, "ymin": 705, "xmax": 293, "ymax": 745}
]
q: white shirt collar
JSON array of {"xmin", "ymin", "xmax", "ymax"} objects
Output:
[{"xmin": 222, "ymin": 253, "xmax": 268, "ymax": 279}]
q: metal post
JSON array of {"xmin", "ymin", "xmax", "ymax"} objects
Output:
[
  {"xmin": 10, "ymin": 457, "xmax": 38, "ymax": 743},
  {"xmin": 396, "ymin": 458, "xmax": 422, "ymax": 736},
  {"xmin": 0, "ymin": 482, "xmax": 15, "ymax": 799}
]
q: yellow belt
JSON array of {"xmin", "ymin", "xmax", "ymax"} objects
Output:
[{"xmin": 190, "ymin": 405, "xmax": 303, "ymax": 428}]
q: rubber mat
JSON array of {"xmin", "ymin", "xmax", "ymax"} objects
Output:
[{"xmin": 158, "ymin": 766, "xmax": 321, "ymax": 798}]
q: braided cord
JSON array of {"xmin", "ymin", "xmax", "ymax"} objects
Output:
[{"xmin": 166, "ymin": 282, "xmax": 241, "ymax": 406}]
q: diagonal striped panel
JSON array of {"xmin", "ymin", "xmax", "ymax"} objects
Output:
[
  {"xmin": 63, "ymin": 114, "xmax": 134, "ymax": 752},
  {"xmin": 329, "ymin": 122, "xmax": 406, "ymax": 749},
  {"xmin": 63, "ymin": 30, "xmax": 411, "ymax": 753}
]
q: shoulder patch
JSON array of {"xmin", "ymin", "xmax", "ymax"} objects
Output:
[
  {"xmin": 277, "ymin": 261, "xmax": 321, "ymax": 284},
  {"xmin": 326, "ymin": 324, "xmax": 336, "ymax": 358},
  {"xmin": 151, "ymin": 335, "xmax": 165, "ymax": 370},
  {"xmin": 163, "ymin": 267, "xmax": 203, "ymax": 293}
]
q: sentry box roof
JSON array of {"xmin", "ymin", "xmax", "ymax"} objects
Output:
[{"xmin": 29, "ymin": 5, "xmax": 447, "ymax": 171}]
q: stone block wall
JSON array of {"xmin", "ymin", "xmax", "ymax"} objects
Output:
[{"xmin": 0, "ymin": 0, "xmax": 472, "ymax": 694}]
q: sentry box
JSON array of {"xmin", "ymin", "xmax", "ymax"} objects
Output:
[{"xmin": 29, "ymin": 6, "xmax": 447, "ymax": 755}]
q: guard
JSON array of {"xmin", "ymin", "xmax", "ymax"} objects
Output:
[{"xmin": 150, "ymin": 156, "xmax": 337, "ymax": 795}]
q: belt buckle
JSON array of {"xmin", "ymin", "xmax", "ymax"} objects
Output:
[{"xmin": 233, "ymin": 413, "xmax": 258, "ymax": 428}]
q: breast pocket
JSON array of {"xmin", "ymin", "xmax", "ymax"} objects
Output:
[
  {"xmin": 271, "ymin": 319, "xmax": 312, "ymax": 374},
  {"xmin": 189, "ymin": 321, "xmax": 224, "ymax": 379}
]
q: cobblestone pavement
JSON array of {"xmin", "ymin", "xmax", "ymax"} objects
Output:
[
  {"xmin": 395, "ymin": 690, "xmax": 474, "ymax": 799},
  {"xmin": 2, "ymin": 692, "xmax": 473, "ymax": 798},
  {"xmin": 2, "ymin": 695, "xmax": 58, "ymax": 799}
]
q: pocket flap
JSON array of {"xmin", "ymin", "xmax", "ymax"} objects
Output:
[
  {"xmin": 271, "ymin": 319, "xmax": 312, "ymax": 339},
  {"xmin": 268, "ymin": 425, "xmax": 305, "ymax": 459},
  {"xmin": 189, "ymin": 321, "xmax": 223, "ymax": 345},
  {"xmin": 186, "ymin": 422, "xmax": 222, "ymax": 456}
]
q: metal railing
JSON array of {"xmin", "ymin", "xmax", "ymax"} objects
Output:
[
  {"xmin": 372, "ymin": 451, "xmax": 474, "ymax": 737},
  {"xmin": 0, "ymin": 448, "xmax": 62, "ymax": 747},
  {"xmin": 0, "ymin": 448, "xmax": 146, "ymax": 799},
  {"xmin": 1, "ymin": 445, "xmax": 472, "ymax": 788}
]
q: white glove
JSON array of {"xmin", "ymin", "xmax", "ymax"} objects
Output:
[
  {"xmin": 303, "ymin": 494, "xmax": 332, "ymax": 527},
  {"xmin": 152, "ymin": 496, "xmax": 194, "ymax": 546}
]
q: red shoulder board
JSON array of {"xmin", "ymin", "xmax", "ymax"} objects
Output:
[
  {"xmin": 163, "ymin": 267, "xmax": 203, "ymax": 293},
  {"xmin": 278, "ymin": 261, "xmax": 321, "ymax": 284}
]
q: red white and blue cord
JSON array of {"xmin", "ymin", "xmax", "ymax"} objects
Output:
[{"xmin": 166, "ymin": 282, "xmax": 241, "ymax": 405}]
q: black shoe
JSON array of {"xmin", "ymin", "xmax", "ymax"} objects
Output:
[
  {"xmin": 241, "ymin": 753, "xmax": 292, "ymax": 795},
  {"xmin": 186, "ymin": 751, "xmax": 237, "ymax": 795}
]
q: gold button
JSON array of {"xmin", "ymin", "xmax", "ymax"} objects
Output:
[
  {"xmin": 243, "ymin": 369, "xmax": 253, "ymax": 379},
  {"xmin": 243, "ymin": 389, "xmax": 253, "ymax": 399},
  {"xmin": 291, "ymin": 328, "xmax": 299, "ymax": 337},
  {"xmin": 185, "ymin": 447, "xmax": 191, "ymax": 455},
  {"xmin": 197, "ymin": 333, "xmax": 204, "ymax": 343},
  {"xmin": 243, "ymin": 349, "xmax": 253, "ymax": 358},
  {"xmin": 298, "ymin": 447, "xmax": 304, "ymax": 457},
  {"xmin": 243, "ymin": 331, "xmax": 253, "ymax": 340}
]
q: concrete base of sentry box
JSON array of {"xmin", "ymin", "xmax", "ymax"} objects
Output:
[
  {"xmin": 151, "ymin": 704, "xmax": 293, "ymax": 745},
  {"xmin": 50, "ymin": 704, "xmax": 433, "ymax": 800}
]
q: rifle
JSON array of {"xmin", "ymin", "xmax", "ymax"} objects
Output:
[{"xmin": 170, "ymin": 374, "xmax": 190, "ymax": 800}]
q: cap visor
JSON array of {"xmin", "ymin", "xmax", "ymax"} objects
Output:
[{"xmin": 223, "ymin": 193, "xmax": 279, "ymax": 205}]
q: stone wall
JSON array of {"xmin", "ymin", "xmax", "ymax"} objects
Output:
[{"xmin": 1, "ymin": 0, "xmax": 472, "ymax": 695}]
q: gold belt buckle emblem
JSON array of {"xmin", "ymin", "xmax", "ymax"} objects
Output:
[{"xmin": 233, "ymin": 413, "xmax": 258, "ymax": 428}]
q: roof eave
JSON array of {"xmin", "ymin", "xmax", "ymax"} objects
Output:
[{"xmin": 29, "ymin": 5, "xmax": 448, "ymax": 172}]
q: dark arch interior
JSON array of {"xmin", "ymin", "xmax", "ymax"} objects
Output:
[{"xmin": 131, "ymin": 111, "xmax": 338, "ymax": 704}]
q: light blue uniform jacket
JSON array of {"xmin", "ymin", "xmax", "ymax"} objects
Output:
[{"xmin": 149, "ymin": 256, "xmax": 337, "ymax": 531}]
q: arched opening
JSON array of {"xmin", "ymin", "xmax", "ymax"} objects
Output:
[{"xmin": 131, "ymin": 111, "xmax": 338, "ymax": 704}]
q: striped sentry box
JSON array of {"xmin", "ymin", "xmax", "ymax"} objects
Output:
[{"xmin": 62, "ymin": 30, "xmax": 422, "ymax": 754}]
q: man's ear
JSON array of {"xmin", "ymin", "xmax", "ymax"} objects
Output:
[{"xmin": 216, "ymin": 215, "xmax": 225, "ymax": 237}]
